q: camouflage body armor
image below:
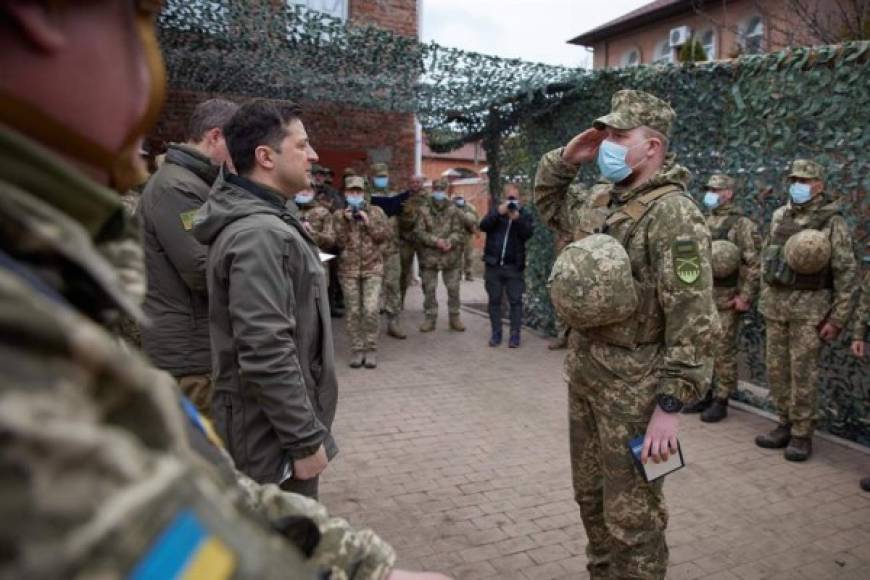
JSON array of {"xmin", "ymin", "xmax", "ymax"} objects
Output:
[{"xmin": 762, "ymin": 209, "xmax": 838, "ymax": 291}]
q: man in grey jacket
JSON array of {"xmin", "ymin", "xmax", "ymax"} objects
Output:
[
  {"xmin": 193, "ymin": 99, "xmax": 337, "ymax": 498},
  {"xmin": 139, "ymin": 98, "xmax": 238, "ymax": 416}
]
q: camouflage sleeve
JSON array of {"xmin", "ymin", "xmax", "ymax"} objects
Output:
[
  {"xmin": 852, "ymin": 272, "xmax": 869, "ymax": 341},
  {"xmin": 458, "ymin": 206, "xmax": 478, "ymax": 233},
  {"xmin": 332, "ymin": 210, "xmax": 348, "ymax": 249},
  {"xmin": 446, "ymin": 210, "xmax": 468, "ymax": 247},
  {"xmin": 647, "ymin": 195, "xmax": 717, "ymax": 403},
  {"xmin": 736, "ymin": 217, "xmax": 761, "ymax": 303},
  {"xmin": 533, "ymin": 147, "xmax": 582, "ymax": 237},
  {"xmin": 827, "ymin": 215, "xmax": 858, "ymax": 326},
  {"xmin": 235, "ymin": 476, "xmax": 396, "ymax": 579},
  {"xmin": 366, "ymin": 206, "xmax": 391, "ymax": 244},
  {"xmin": 310, "ymin": 208, "xmax": 335, "ymax": 249},
  {"xmin": 414, "ymin": 208, "xmax": 439, "ymax": 248}
]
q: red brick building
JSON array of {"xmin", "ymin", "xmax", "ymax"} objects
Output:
[
  {"xmin": 569, "ymin": 0, "xmax": 853, "ymax": 69},
  {"xmin": 152, "ymin": 0, "xmax": 420, "ymax": 187}
]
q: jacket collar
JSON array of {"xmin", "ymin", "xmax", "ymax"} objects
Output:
[
  {"xmin": 610, "ymin": 152, "xmax": 691, "ymax": 205},
  {"xmin": 165, "ymin": 143, "xmax": 220, "ymax": 186}
]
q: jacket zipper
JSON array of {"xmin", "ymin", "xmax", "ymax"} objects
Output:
[{"xmin": 500, "ymin": 219, "xmax": 512, "ymax": 267}]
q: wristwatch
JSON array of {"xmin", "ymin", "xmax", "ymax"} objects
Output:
[{"xmin": 656, "ymin": 394, "xmax": 683, "ymax": 414}]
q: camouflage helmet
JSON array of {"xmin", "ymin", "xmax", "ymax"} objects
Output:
[
  {"xmin": 548, "ymin": 234, "xmax": 638, "ymax": 329},
  {"xmin": 711, "ymin": 240, "xmax": 741, "ymax": 278},
  {"xmin": 706, "ymin": 174, "xmax": 734, "ymax": 190},
  {"xmin": 593, "ymin": 89, "xmax": 676, "ymax": 138},
  {"xmin": 784, "ymin": 229, "xmax": 831, "ymax": 274},
  {"xmin": 370, "ymin": 162, "xmax": 389, "ymax": 176}
]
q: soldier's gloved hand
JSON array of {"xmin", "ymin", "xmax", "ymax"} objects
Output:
[
  {"xmin": 819, "ymin": 321, "xmax": 841, "ymax": 342},
  {"xmin": 642, "ymin": 405, "xmax": 679, "ymax": 465},
  {"xmin": 851, "ymin": 340, "xmax": 865, "ymax": 358},
  {"xmin": 562, "ymin": 127, "xmax": 608, "ymax": 165}
]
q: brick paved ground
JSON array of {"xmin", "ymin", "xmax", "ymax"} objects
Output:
[{"xmin": 321, "ymin": 279, "xmax": 870, "ymax": 580}]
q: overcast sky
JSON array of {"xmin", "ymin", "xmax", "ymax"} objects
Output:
[{"xmin": 422, "ymin": 0, "xmax": 652, "ymax": 68}]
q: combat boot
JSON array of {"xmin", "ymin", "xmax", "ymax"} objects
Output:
[
  {"xmin": 364, "ymin": 352, "xmax": 378, "ymax": 369},
  {"xmin": 419, "ymin": 318, "xmax": 436, "ymax": 333},
  {"xmin": 449, "ymin": 315, "xmax": 466, "ymax": 332},
  {"xmin": 349, "ymin": 352, "xmax": 365, "ymax": 369},
  {"xmin": 682, "ymin": 389, "xmax": 712, "ymax": 413},
  {"xmin": 784, "ymin": 436, "xmax": 812, "ymax": 462},
  {"xmin": 701, "ymin": 398, "xmax": 728, "ymax": 423},
  {"xmin": 755, "ymin": 423, "xmax": 791, "ymax": 449},
  {"xmin": 386, "ymin": 316, "xmax": 407, "ymax": 339}
]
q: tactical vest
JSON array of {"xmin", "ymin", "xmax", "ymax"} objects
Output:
[
  {"xmin": 710, "ymin": 214, "xmax": 741, "ymax": 288},
  {"xmin": 763, "ymin": 207, "xmax": 837, "ymax": 291},
  {"xmin": 581, "ymin": 184, "xmax": 685, "ymax": 349}
]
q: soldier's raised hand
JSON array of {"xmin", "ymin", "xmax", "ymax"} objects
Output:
[{"xmin": 562, "ymin": 127, "xmax": 608, "ymax": 165}]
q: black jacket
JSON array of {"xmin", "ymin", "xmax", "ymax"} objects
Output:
[{"xmin": 479, "ymin": 207, "xmax": 534, "ymax": 270}]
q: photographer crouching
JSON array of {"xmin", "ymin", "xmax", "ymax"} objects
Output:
[{"xmin": 480, "ymin": 183, "xmax": 534, "ymax": 348}]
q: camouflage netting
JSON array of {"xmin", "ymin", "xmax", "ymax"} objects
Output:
[{"xmin": 158, "ymin": 3, "xmax": 867, "ymax": 444}]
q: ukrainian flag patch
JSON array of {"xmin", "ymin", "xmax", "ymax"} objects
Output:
[{"xmin": 129, "ymin": 509, "xmax": 236, "ymax": 580}]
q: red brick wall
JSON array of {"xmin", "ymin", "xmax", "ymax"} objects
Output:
[{"xmin": 350, "ymin": 0, "xmax": 418, "ymax": 38}]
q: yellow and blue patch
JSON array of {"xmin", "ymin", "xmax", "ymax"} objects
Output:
[
  {"xmin": 180, "ymin": 396, "xmax": 225, "ymax": 451},
  {"xmin": 129, "ymin": 509, "xmax": 236, "ymax": 580}
]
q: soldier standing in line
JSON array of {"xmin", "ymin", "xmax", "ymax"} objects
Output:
[
  {"xmin": 415, "ymin": 178, "xmax": 476, "ymax": 332},
  {"xmin": 333, "ymin": 176, "xmax": 391, "ymax": 369},
  {"xmin": 694, "ymin": 173, "xmax": 761, "ymax": 423},
  {"xmin": 369, "ymin": 162, "xmax": 407, "ymax": 339},
  {"xmin": 755, "ymin": 159, "xmax": 857, "ymax": 461},
  {"xmin": 295, "ymin": 187, "xmax": 335, "ymax": 251},
  {"xmin": 453, "ymin": 190, "xmax": 480, "ymax": 281},
  {"xmin": 398, "ymin": 175, "xmax": 428, "ymax": 304},
  {"xmin": 535, "ymin": 90, "xmax": 716, "ymax": 579}
]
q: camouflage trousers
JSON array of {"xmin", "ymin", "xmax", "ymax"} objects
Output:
[
  {"xmin": 341, "ymin": 276, "xmax": 383, "ymax": 353},
  {"xmin": 178, "ymin": 374, "xmax": 213, "ymax": 420},
  {"xmin": 399, "ymin": 242, "xmax": 418, "ymax": 305},
  {"xmin": 713, "ymin": 308, "xmax": 740, "ymax": 400},
  {"xmin": 764, "ymin": 318, "xmax": 822, "ymax": 438},
  {"xmin": 421, "ymin": 268, "xmax": 461, "ymax": 321},
  {"xmin": 461, "ymin": 239, "xmax": 474, "ymax": 277},
  {"xmin": 382, "ymin": 251, "xmax": 402, "ymax": 317},
  {"xmin": 566, "ymin": 339, "xmax": 669, "ymax": 580}
]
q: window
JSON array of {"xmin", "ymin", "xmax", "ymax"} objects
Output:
[
  {"xmin": 655, "ymin": 40, "xmax": 674, "ymax": 64},
  {"xmin": 291, "ymin": 0, "xmax": 348, "ymax": 21},
  {"xmin": 743, "ymin": 16, "xmax": 764, "ymax": 54},
  {"xmin": 621, "ymin": 49, "xmax": 641, "ymax": 67},
  {"xmin": 700, "ymin": 29, "xmax": 716, "ymax": 60}
]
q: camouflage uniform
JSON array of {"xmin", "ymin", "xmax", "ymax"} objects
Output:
[
  {"xmin": 398, "ymin": 190, "xmax": 428, "ymax": 303},
  {"xmin": 705, "ymin": 175, "xmax": 761, "ymax": 401},
  {"xmin": 333, "ymin": 202, "xmax": 391, "ymax": 355},
  {"xmin": 415, "ymin": 194, "xmax": 477, "ymax": 328},
  {"xmin": 759, "ymin": 160, "xmax": 857, "ymax": 440},
  {"xmin": 298, "ymin": 201, "xmax": 336, "ymax": 251},
  {"xmin": 457, "ymin": 199, "xmax": 480, "ymax": 279},
  {"xmin": 0, "ymin": 125, "xmax": 395, "ymax": 578},
  {"xmin": 534, "ymin": 91, "xmax": 717, "ymax": 580},
  {"xmin": 853, "ymin": 270, "xmax": 869, "ymax": 344},
  {"xmin": 369, "ymin": 164, "xmax": 402, "ymax": 321}
]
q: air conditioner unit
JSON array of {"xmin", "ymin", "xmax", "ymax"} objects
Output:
[{"xmin": 669, "ymin": 26, "xmax": 691, "ymax": 47}]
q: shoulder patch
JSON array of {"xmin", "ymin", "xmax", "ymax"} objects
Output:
[
  {"xmin": 673, "ymin": 239, "xmax": 701, "ymax": 285},
  {"xmin": 179, "ymin": 210, "xmax": 198, "ymax": 232}
]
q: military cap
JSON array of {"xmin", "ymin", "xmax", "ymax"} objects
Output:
[
  {"xmin": 345, "ymin": 176, "xmax": 366, "ymax": 190},
  {"xmin": 432, "ymin": 178, "xmax": 449, "ymax": 190},
  {"xmin": 343, "ymin": 167, "xmax": 357, "ymax": 177},
  {"xmin": 593, "ymin": 89, "xmax": 676, "ymax": 138},
  {"xmin": 706, "ymin": 173, "xmax": 734, "ymax": 190},
  {"xmin": 788, "ymin": 159, "xmax": 824, "ymax": 180},
  {"xmin": 370, "ymin": 162, "xmax": 389, "ymax": 176}
]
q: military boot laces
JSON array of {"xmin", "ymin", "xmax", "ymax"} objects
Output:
[
  {"xmin": 349, "ymin": 352, "xmax": 365, "ymax": 369},
  {"xmin": 784, "ymin": 436, "xmax": 813, "ymax": 462},
  {"xmin": 701, "ymin": 398, "xmax": 728, "ymax": 423},
  {"xmin": 387, "ymin": 316, "xmax": 407, "ymax": 339},
  {"xmin": 419, "ymin": 318, "xmax": 436, "ymax": 333},
  {"xmin": 449, "ymin": 315, "xmax": 466, "ymax": 332},
  {"xmin": 755, "ymin": 423, "xmax": 792, "ymax": 449}
]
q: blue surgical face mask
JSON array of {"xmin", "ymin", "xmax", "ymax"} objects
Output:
[
  {"xmin": 346, "ymin": 195, "xmax": 364, "ymax": 208},
  {"xmin": 373, "ymin": 176, "xmax": 389, "ymax": 189},
  {"xmin": 295, "ymin": 193, "xmax": 314, "ymax": 205},
  {"xmin": 789, "ymin": 182, "xmax": 812, "ymax": 205},
  {"xmin": 703, "ymin": 191, "xmax": 720, "ymax": 210},
  {"xmin": 597, "ymin": 139, "xmax": 648, "ymax": 183},
  {"xmin": 432, "ymin": 190, "xmax": 448, "ymax": 202},
  {"xmin": 454, "ymin": 197, "xmax": 465, "ymax": 207}
]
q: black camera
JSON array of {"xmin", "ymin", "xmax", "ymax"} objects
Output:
[{"xmin": 507, "ymin": 200, "xmax": 519, "ymax": 211}]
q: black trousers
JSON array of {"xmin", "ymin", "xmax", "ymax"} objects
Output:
[{"xmin": 484, "ymin": 263, "xmax": 524, "ymax": 334}]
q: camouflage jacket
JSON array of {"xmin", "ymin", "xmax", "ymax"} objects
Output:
[
  {"xmin": 758, "ymin": 196, "xmax": 857, "ymax": 325},
  {"xmin": 333, "ymin": 203, "xmax": 391, "ymax": 278},
  {"xmin": 853, "ymin": 271, "xmax": 869, "ymax": 342},
  {"xmin": 706, "ymin": 202, "xmax": 761, "ymax": 309},
  {"xmin": 298, "ymin": 201, "xmax": 336, "ymax": 250},
  {"xmin": 398, "ymin": 191, "xmax": 428, "ymax": 244},
  {"xmin": 0, "ymin": 126, "xmax": 395, "ymax": 579},
  {"xmin": 535, "ymin": 147, "xmax": 717, "ymax": 407},
  {"xmin": 369, "ymin": 189, "xmax": 400, "ymax": 255},
  {"xmin": 455, "ymin": 201, "xmax": 480, "ymax": 242},
  {"xmin": 415, "ymin": 197, "xmax": 476, "ymax": 270}
]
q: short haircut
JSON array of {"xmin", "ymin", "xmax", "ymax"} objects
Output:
[
  {"xmin": 641, "ymin": 126, "xmax": 670, "ymax": 153},
  {"xmin": 223, "ymin": 98, "xmax": 303, "ymax": 176},
  {"xmin": 187, "ymin": 98, "xmax": 239, "ymax": 142}
]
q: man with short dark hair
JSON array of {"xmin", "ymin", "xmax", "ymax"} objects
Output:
[
  {"xmin": 139, "ymin": 98, "xmax": 238, "ymax": 416},
  {"xmin": 193, "ymin": 99, "xmax": 338, "ymax": 497}
]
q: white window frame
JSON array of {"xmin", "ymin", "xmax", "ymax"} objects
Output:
[
  {"xmin": 700, "ymin": 29, "xmax": 716, "ymax": 61},
  {"xmin": 654, "ymin": 39, "xmax": 674, "ymax": 64},
  {"xmin": 621, "ymin": 49, "xmax": 641, "ymax": 68},
  {"xmin": 742, "ymin": 15, "xmax": 764, "ymax": 54},
  {"xmin": 291, "ymin": 0, "xmax": 348, "ymax": 21}
]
